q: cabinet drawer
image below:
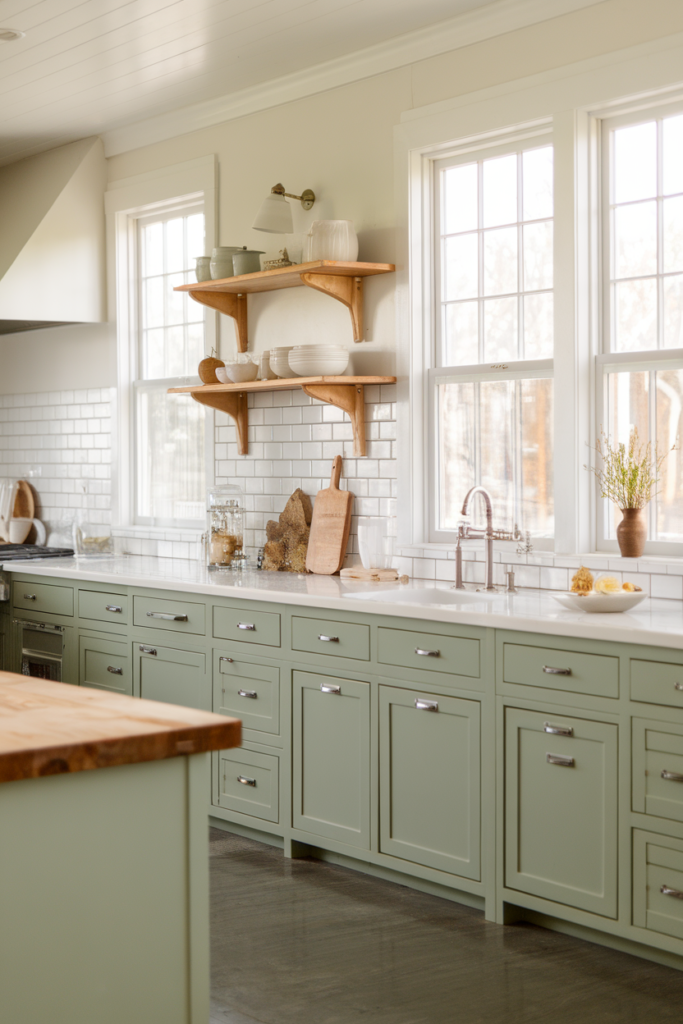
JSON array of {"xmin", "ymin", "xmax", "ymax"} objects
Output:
[
  {"xmin": 78, "ymin": 589, "xmax": 128, "ymax": 626},
  {"xmin": 79, "ymin": 635, "xmax": 131, "ymax": 695},
  {"xmin": 291, "ymin": 616, "xmax": 370, "ymax": 661},
  {"xmin": 214, "ymin": 653, "xmax": 280, "ymax": 742},
  {"xmin": 634, "ymin": 830, "xmax": 683, "ymax": 942},
  {"xmin": 215, "ymin": 748, "xmax": 279, "ymax": 823},
  {"xmin": 213, "ymin": 606, "xmax": 280, "ymax": 647},
  {"xmin": 135, "ymin": 642, "xmax": 209, "ymax": 710},
  {"xmin": 632, "ymin": 659, "xmax": 683, "ymax": 709},
  {"xmin": 378, "ymin": 627, "xmax": 479, "ymax": 679},
  {"xmin": 633, "ymin": 718, "xmax": 683, "ymax": 823},
  {"xmin": 133, "ymin": 595, "xmax": 205, "ymax": 636},
  {"xmin": 13, "ymin": 581, "xmax": 73, "ymax": 617},
  {"xmin": 502, "ymin": 642, "xmax": 619, "ymax": 698}
]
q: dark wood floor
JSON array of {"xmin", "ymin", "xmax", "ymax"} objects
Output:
[{"xmin": 209, "ymin": 828, "xmax": 683, "ymax": 1023}]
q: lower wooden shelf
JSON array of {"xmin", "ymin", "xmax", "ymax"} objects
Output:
[{"xmin": 168, "ymin": 376, "xmax": 397, "ymax": 457}]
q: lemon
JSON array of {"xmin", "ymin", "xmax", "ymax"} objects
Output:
[{"xmin": 594, "ymin": 575, "xmax": 621, "ymax": 594}]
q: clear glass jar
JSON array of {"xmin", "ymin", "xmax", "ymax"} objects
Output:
[{"xmin": 206, "ymin": 485, "xmax": 245, "ymax": 570}]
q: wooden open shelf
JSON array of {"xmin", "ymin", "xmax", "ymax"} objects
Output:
[
  {"xmin": 175, "ymin": 261, "xmax": 395, "ymax": 350},
  {"xmin": 169, "ymin": 375, "xmax": 397, "ymax": 457}
]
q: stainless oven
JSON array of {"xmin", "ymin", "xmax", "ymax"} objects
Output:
[{"xmin": 14, "ymin": 619, "xmax": 64, "ymax": 681}]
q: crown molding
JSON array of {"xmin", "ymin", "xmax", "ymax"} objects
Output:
[{"xmin": 102, "ymin": 0, "xmax": 604, "ymax": 157}]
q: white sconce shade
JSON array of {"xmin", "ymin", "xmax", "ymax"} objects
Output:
[{"xmin": 252, "ymin": 192, "xmax": 293, "ymax": 234}]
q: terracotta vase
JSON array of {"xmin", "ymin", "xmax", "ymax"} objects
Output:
[{"xmin": 616, "ymin": 507, "xmax": 647, "ymax": 557}]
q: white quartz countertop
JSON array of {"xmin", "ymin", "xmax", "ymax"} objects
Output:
[{"xmin": 4, "ymin": 554, "xmax": 683, "ymax": 649}]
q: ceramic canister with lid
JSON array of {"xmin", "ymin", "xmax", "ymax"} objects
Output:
[
  {"xmin": 195, "ymin": 256, "xmax": 212, "ymax": 282},
  {"xmin": 232, "ymin": 249, "xmax": 265, "ymax": 276},
  {"xmin": 210, "ymin": 246, "xmax": 245, "ymax": 280}
]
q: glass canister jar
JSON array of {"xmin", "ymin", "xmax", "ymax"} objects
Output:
[{"xmin": 206, "ymin": 485, "xmax": 245, "ymax": 570}]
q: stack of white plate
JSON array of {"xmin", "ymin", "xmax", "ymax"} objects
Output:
[
  {"xmin": 270, "ymin": 346, "xmax": 295, "ymax": 378},
  {"xmin": 288, "ymin": 344, "xmax": 350, "ymax": 376}
]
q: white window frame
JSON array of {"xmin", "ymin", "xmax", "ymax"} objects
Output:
[
  {"xmin": 105, "ymin": 157, "xmax": 217, "ymax": 535},
  {"xmin": 395, "ymin": 31, "xmax": 683, "ymax": 558}
]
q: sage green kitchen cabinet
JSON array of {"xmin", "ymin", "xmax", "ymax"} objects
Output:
[
  {"xmin": 78, "ymin": 589, "xmax": 129, "ymax": 628},
  {"xmin": 633, "ymin": 718, "xmax": 683, "ymax": 823},
  {"xmin": 505, "ymin": 707, "xmax": 618, "ymax": 917},
  {"xmin": 292, "ymin": 670, "xmax": 370, "ymax": 849},
  {"xmin": 79, "ymin": 633, "xmax": 132, "ymax": 695},
  {"xmin": 134, "ymin": 641, "xmax": 209, "ymax": 710},
  {"xmin": 213, "ymin": 649, "xmax": 281, "ymax": 746},
  {"xmin": 133, "ymin": 593, "xmax": 206, "ymax": 636},
  {"xmin": 502, "ymin": 641, "xmax": 619, "ymax": 698},
  {"xmin": 291, "ymin": 614, "xmax": 370, "ymax": 661},
  {"xmin": 13, "ymin": 580, "xmax": 74, "ymax": 618},
  {"xmin": 633, "ymin": 829, "xmax": 683, "ymax": 941},
  {"xmin": 213, "ymin": 604, "xmax": 280, "ymax": 647},
  {"xmin": 377, "ymin": 626, "xmax": 480, "ymax": 682},
  {"xmin": 214, "ymin": 747, "xmax": 280, "ymax": 824},
  {"xmin": 379, "ymin": 685, "xmax": 481, "ymax": 879}
]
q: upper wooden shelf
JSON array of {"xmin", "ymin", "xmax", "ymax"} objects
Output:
[
  {"xmin": 175, "ymin": 260, "xmax": 395, "ymax": 349},
  {"xmin": 169, "ymin": 375, "xmax": 397, "ymax": 457}
]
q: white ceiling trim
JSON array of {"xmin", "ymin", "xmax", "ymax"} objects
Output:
[{"xmin": 102, "ymin": 0, "xmax": 605, "ymax": 157}]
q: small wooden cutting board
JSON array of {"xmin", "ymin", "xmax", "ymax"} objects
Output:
[{"xmin": 306, "ymin": 456, "xmax": 353, "ymax": 575}]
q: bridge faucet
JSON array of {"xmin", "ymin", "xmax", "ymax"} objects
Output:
[{"xmin": 454, "ymin": 486, "xmax": 497, "ymax": 592}]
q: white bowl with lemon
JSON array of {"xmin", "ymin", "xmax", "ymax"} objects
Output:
[{"xmin": 554, "ymin": 570, "xmax": 648, "ymax": 613}]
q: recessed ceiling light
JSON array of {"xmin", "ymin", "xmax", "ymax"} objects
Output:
[{"xmin": 0, "ymin": 29, "xmax": 25, "ymax": 42}]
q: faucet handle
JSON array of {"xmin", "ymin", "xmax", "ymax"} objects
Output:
[{"xmin": 505, "ymin": 567, "xmax": 517, "ymax": 593}]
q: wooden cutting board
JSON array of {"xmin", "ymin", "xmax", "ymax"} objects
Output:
[
  {"xmin": 306, "ymin": 456, "xmax": 353, "ymax": 575},
  {"xmin": 13, "ymin": 481, "xmax": 34, "ymax": 519}
]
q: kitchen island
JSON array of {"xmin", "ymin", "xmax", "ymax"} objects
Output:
[{"xmin": 0, "ymin": 671, "xmax": 241, "ymax": 1024}]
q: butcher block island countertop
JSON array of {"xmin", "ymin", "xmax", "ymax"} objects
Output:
[
  {"xmin": 0, "ymin": 672, "xmax": 241, "ymax": 1024},
  {"xmin": 0, "ymin": 670, "xmax": 241, "ymax": 783}
]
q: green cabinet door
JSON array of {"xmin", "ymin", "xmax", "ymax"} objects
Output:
[
  {"xmin": 292, "ymin": 670, "xmax": 370, "ymax": 849},
  {"xmin": 379, "ymin": 685, "xmax": 480, "ymax": 879},
  {"xmin": 134, "ymin": 642, "xmax": 209, "ymax": 710},
  {"xmin": 79, "ymin": 635, "xmax": 132, "ymax": 695},
  {"xmin": 213, "ymin": 651, "xmax": 280, "ymax": 745},
  {"xmin": 505, "ymin": 707, "xmax": 618, "ymax": 918}
]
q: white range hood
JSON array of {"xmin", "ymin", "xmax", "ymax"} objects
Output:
[{"xmin": 0, "ymin": 137, "xmax": 106, "ymax": 334}]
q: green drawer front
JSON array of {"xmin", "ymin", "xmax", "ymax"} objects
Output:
[
  {"xmin": 503, "ymin": 643, "xmax": 619, "ymax": 698},
  {"xmin": 378, "ymin": 627, "xmax": 480, "ymax": 679},
  {"xmin": 133, "ymin": 595, "xmax": 205, "ymax": 636},
  {"xmin": 292, "ymin": 616, "xmax": 370, "ymax": 661},
  {"xmin": 78, "ymin": 589, "xmax": 128, "ymax": 625},
  {"xmin": 634, "ymin": 830, "xmax": 683, "ymax": 941},
  {"xmin": 79, "ymin": 636, "xmax": 131, "ymax": 695},
  {"xmin": 214, "ymin": 653, "xmax": 280, "ymax": 741},
  {"xmin": 633, "ymin": 719, "xmax": 683, "ymax": 823},
  {"xmin": 213, "ymin": 606, "xmax": 280, "ymax": 647},
  {"xmin": 13, "ymin": 581, "xmax": 73, "ymax": 617},
  {"xmin": 216, "ymin": 748, "xmax": 279, "ymax": 823},
  {"xmin": 632, "ymin": 659, "xmax": 683, "ymax": 709},
  {"xmin": 136, "ymin": 642, "xmax": 209, "ymax": 710}
]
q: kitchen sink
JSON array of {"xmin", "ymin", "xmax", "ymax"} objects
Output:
[{"xmin": 343, "ymin": 587, "xmax": 497, "ymax": 605}]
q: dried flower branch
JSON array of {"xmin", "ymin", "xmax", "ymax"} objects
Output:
[{"xmin": 585, "ymin": 428, "xmax": 676, "ymax": 510}]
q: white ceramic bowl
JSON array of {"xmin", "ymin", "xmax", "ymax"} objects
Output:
[
  {"xmin": 288, "ymin": 347, "xmax": 349, "ymax": 376},
  {"xmin": 270, "ymin": 347, "xmax": 295, "ymax": 378},
  {"xmin": 553, "ymin": 591, "xmax": 648, "ymax": 613},
  {"xmin": 216, "ymin": 362, "xmax": 258, "ymax": 384}
]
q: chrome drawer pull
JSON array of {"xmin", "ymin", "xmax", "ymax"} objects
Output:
[
  {"xmin": 139, "ymin": 645, "xmax": 157, "ymax": 656},
  {"xmin": 318, "ymin": 634, "xmax": 339, "ymax": 642},
  {"xmin": 107, "ymin": 666, "xmax": 123, "ymax": 675},
  {"xmin": 543, "ymin": 665, "xmax": 572, "ymax": 676},
  {"xmin": 546, "ymin": 753, "xmax": 575, "ymax": 767},
  {"xmin": 415, "ymin": 648, "xmax": 440, "ymax": 657},
  {"xmin": 661, "ymin": 885, "xmax": 683, "ymax": 900},
  {"xmin": 415, "ymin": 699, "xmax": 438, "ymax": 712},
  {"xmin": 320, "ymin": 683, "xmax": 341, "ymax": 694},
  {"xmin": 105, "ymin": 604, "xmax": 123, "ymax": 613},
  {"xmin": 219, "ymin": 656, "xmax": 234, "ymax": 664},
  {"xmin": 661, "ymin": 770, "xmax": 683, "ymax": 783},
  {"xmin": 675, "ymin": 683, "xmax": 683, "ymax": 691},
  {"xmin": 238, "ymin": 689, "xmax": 258, "ymax": 699},
  {"xmin": 237, "ymin": 775, "xmax": 256, "ymax": 787},
  {"xmin": 544, "ymin": 722, "xmax": 574, "ymax": 736},
  {"xmin": 237, "ymin": 622, "xmax": 255, "ymax": 631},
  {"xmin": 146, "ymin": 611, "xmax": 188, "ymax": 621},
  {"xmin": 23, "ymin": 594, "xmax": 36, "ymax": 601}
]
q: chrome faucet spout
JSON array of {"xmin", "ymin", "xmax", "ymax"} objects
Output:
[
  {"xmin": 461, "ymin": 486, "xmax": 494, "ymax": 530},
  {"xmin": 456, "ymin": 486, "xmax": 497, "ymax": 592}
]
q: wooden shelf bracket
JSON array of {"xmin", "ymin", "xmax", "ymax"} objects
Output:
[
  {"xmin": 302, "ymin": 383, "xmax": 366, "ymax": 455},
  {"xmin": 301, "ymin": 273, "xmax": 364, "ymax": 342},
  {"xmin": 189, "ymin": 290, "xmax": 248, "ymax": 353},
  {"xmin": 190, "ymin": 388, "xmax": 249, "ymax": 455}
]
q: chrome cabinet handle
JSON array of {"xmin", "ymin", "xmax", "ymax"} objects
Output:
[
  {"xmin": 547, "ymin": 753, "xmax": 575, "ymax": 767},
  {"xmin": 320, "ymin": 683, "xmax": 341, "ymax": 694},
  {"xmin": 139, "ymin": 645, "xmax": 157, "ymax": 655},
  {"xmin": 107, "ymin": 666, "xmax": 123, "ymax": 675},
  {"xmin": 238, "ymin": 689, "xmax": 258, "ymax": 699},
  {"xmin": 105, "ymin": 604, "xmax": 123, "ymax": 613},
  {"xmin": 237, "ymin": 622, "xmax": 255, "ymax": 631},
  {"xmin": 543, "ymin": 665, "xmax": 572, "ymax": 676},
  {"xmin": 415, "ymin": 648, "xmax": 440, "ymax": 657},
  {"xmin": 415, "ymin": 699, "xmax": 438, "ymax": 712},
  {"xmin": 661, "ymin": 885, "xmax": 683, "ymax": 900},
  {"xmin": 661, "ymin": 770, "xmax": 683, "ymax": 782},
  {"xmin": 318, "ymin": 634, "xmax": 339, "ymax": 642},
  {"xmin": 219, "ymin": 656, "xmax": 234, "ymax": 664},
  {"xmin": 23, "ymin": 594, "xmax": 36, "ymax": 601},
  {"xmin": 237, "ymin": 775, "xmax": 256, "ymax": 787},
  {"xmin": 146, "ymin": 611, "xmax": 188, "ymax": 621},
  {"xmin": 544, "ymin": 722, "xmax": 574, "ymax": 736},
  {"xmin": 675, "ymin": 683, "xmax": 683, "ymax": 691}
]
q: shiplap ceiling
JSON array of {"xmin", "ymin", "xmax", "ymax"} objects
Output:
[{"xmin": 0, "ymin": 0, "xmax": 601, "ymax": 164}]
